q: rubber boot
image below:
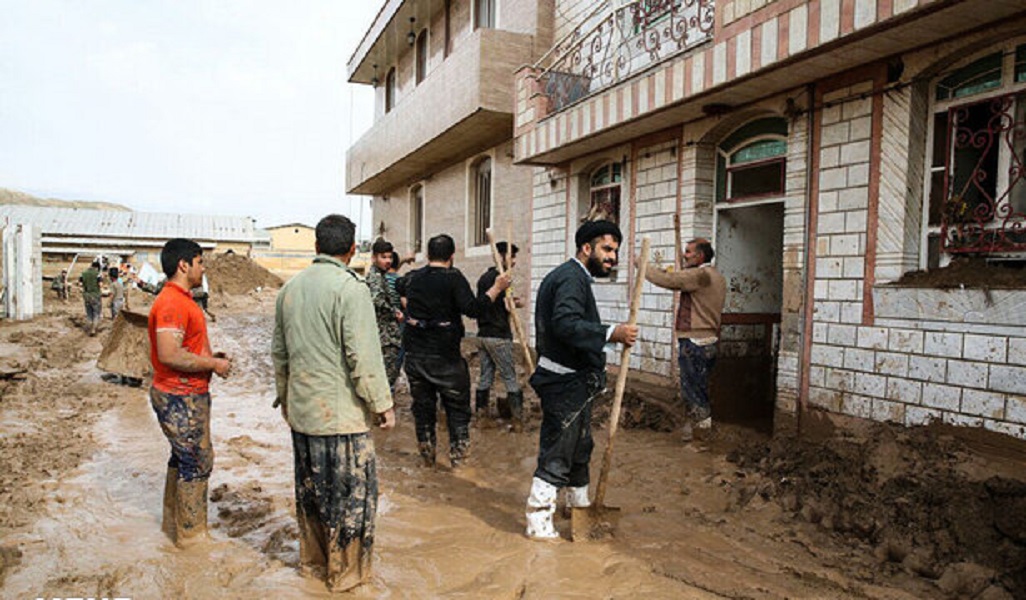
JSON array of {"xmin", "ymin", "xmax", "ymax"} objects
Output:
[
  {"xmin": 174, "ymin": 479, "xmax": 209, "ymax": 548},
  {"xmin": 161, "ymin": 466, "xmax": 178, "ymax": 540},
  {"xmin": 563, "ymin": 484, "xmax": 590, "ymax": 518},
  {"xmin": 525, "ymin": 477, "xmax": 560, "ymax": 540},
  {"xmin": 418, "ymin": 441, "xmax": 436, "ymax": 468},
  {"xmin": 507, "ymin": 391, "xmax": 524, "ymax": 432},
  {"xmin": 449, "ymin": 428, "xmax": 470, "ymax": 469},
  {"xmin": 475, "ymin": 388, "xmax": 490, "ymax": 413}
]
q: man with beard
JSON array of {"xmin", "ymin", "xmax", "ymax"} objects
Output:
[
  {"xmin": 524, "ymin": 220, "xmax": 638, "ymax": 540},
  {"xmin": 397, "ymin": 234, "xmax": 510, "ymax": 469}
]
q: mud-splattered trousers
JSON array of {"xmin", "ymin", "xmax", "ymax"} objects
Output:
[
  {"xmin": 292, "ymin": 431, "xmax": 378, "ymax": 593},
  {"xmin": 149, "ymin": 387, "xmax": 214, "ymax": 482},
  {"xmin": 477, "ymin": 337, "xmax": 520, "ymax": 394},
  {"xmin": 404, "ymin": 353, "xmax": 472, "ymax": 463},
  {"xmin": 530, "ymin": 368, "xmax": 605, "ymax": 488},
  {"xmin": 83, "ymin": 293, "xmax": 102, "ymax": 327},
  {"xmin": 678, "ymin": 339, "xmax": 717, "ymax": 422}
]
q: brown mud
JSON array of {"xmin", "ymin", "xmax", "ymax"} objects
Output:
[
  {"xmin": 1, "ymin": 293, "xmax": 1023, "ymax": 598},
  {"xmin": 892, "ymin": 257, "xmax": 1026, "ymax": 289},
  {"xmin": 204, "ymin": 252, "xmax": 282, "ymax": 295}
]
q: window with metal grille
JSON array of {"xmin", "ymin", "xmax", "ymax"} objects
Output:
[
  {"xmin": 925, "ymin": 42, "xmax": 1026, "ymax": 264},
  {"xmin": 585, "ymin": 162, "xmax": 622, "ymax": 224}
]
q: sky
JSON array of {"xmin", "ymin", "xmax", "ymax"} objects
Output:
[{"xmin": 0, "ymin": 0, "xmax": 380, "ymax": 237}]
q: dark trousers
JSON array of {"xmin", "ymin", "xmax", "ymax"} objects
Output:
[
  {"xmin": 679, "ymin": 338, "xmax": 717, "ymax": 421},
  {"xmin": 149, "ymin": 387, "xmax": 213, "ymax": 482},
  {"xmin": 404, "ymin": 353, "xmax": 472, "ymax": 458},
  {"xmin": 530, "ymin": 368, "xmax": 604, "ymax": 488}
]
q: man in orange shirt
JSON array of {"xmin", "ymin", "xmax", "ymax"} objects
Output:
[{"xmin": 148, "ymin": 238, "xmax": 231, "ymax": 547}]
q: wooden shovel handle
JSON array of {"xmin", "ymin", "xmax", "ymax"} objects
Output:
[{"xmin": 593, "ymin": 236, "xmax": 650, "ymax": 507}]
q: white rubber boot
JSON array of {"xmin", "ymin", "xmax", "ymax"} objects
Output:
[
  {"xmin": 525, "ymin": 477, "xmax": 560, "ymax": 540},
  {"xmin": 566, "ymin": 485, "xmax": 591, "ymax": 509}
]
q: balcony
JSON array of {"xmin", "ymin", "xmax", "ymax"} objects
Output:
[{"xmin": 346, "ymin": 28, "xmax": 534, "ymax": 195}]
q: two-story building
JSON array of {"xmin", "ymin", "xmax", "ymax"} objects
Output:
[
  {"xmin": 515, "ymin": 0, "xmax": 1026, "ymax": 439},
  {"xmin": 346, "ymin": 0, "xmax": 555, "ymax": 322}
]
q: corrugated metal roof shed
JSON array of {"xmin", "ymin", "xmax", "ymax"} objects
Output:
[{"xmin": 0, "ymin": 206, "xmax": 270, "ymax": 243}]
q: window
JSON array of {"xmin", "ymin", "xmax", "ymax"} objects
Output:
[
  {"xmin": 926, "ymin": 42, "xmax": 1026, "ymax": 262},
  {"xmin": 385, "ymin": 67, "xmax": 396, "ymax": 113},
  {"xmin": 444, "ymin": 0, "xmax": 452, "ymax": 58},
  {"xmin": 716, "ymin": 118, "xmax": 788, "ymax": 202},
  {"xmin": 416, "ymin": 30, "xmax": 428, "ymax": 84},
  {"xmin": 470, "ymin": 157, "xmax": 492, "ymax": 246},
  {"xmin": 584, "ymin": 162, "xmax": 623, "ymax": 223},
  {"xmin": 410, "ymin": 185, "xmax": 424, "ymax": 253},
  {"xmin": 475, "ymin": 0, "xmax": 495, "ymax": 29}
]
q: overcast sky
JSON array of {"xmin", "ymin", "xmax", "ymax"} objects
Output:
[{"xmin": 0, "ymin": 0, "xmax": 380, "ymax": 236}]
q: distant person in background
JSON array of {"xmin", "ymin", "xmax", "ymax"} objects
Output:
[
  {"xmin": 79, "ymin": 260, "xmax": 102, "ymax": 336},
  {"xmin": 52, "ymin": 269, "xmax": 68, "ymax": 301},
  {"xmin": 109, "ymin": 268, "xmax": 126, "ymax": 318},
  {"xmin": 148, "ymin": 238, "xmax": 231, "ymax": 548},
  {"xmin": 474, "ymin": 241, "xmax": 525, "ymax": 430}
]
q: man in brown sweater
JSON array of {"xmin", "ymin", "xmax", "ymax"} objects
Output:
[{"xmin": 645, "ymin": 238, "xmax": 726, "ymax": 439}]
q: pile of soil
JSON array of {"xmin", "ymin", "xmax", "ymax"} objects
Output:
[
  {"xmin": 725, "ymin": 421, "xmax": 1026, "ymax": 597},
  {"xmin": 892, "ymin": 257, "xmax": 1026, "ymax": 289},
  {"xmin": 204, "ymin": 253, "xmax": 282, "ymax": 295}
]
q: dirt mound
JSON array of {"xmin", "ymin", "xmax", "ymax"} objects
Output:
[
  {"xmin": 726, "ymin": 421, "xmax": 1026, "ymax": 596},
  {"xmin": 97, "ymin": 309, "xmax": 151, "ymax": 378},
  {"xmin": 205, "ymin": 253, "xmax": 282, "ymax": 295},
  {"xmin": 892, "ymin": 257, "xmax": 1026, "ymax": 289}
]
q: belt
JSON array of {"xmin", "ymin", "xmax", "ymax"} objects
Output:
[{"xmin": 538, "ymin": 356, "xmax": 576, "ymax": 375}]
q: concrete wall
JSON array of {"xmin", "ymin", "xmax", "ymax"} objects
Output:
[{"xmin": 268, "ymin": 226, "xmax": 315, "ymax": 252}]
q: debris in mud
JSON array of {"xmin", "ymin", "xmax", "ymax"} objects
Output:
[
  {"xmin": 891, "ymin": 257, "xmax": 1026, "ymax": 289},
  {"xmin": 204, "ymin": 253, "xmax": 282, "ymax": 295},
  {"xmin": 0, "ymin": 545, "xmax": 23, "ymax": 587},
  {"xmin": 726, "ymin": 421, "xmax": 1026, "ymax": 595},
  {"xmin": 210, "ymin": 483, "xmax": 274, "ymax": 538}
]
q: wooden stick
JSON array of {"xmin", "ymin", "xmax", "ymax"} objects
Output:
[
  {"xmin": 593, "ymin": 236, "xmax": 649, "ymax": 507},
  {"xmin": 486, "ymin": 228, "xmax": 535, "ymax": 373}
]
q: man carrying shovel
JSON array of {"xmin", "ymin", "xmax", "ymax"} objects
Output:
[{"xmin": 524, "ymin": 220, "xmax": 637, "ymax": 540}]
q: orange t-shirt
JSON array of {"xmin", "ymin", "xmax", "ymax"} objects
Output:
[{"xmin": 149, "ymin": 281, "xmax": 212, "ymax": 394}]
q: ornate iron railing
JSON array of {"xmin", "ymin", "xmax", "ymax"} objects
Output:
[
  {"xmin": 538, "ymin": 0, "xmax": 715, "ymax": 113},
  {"xmin": 941, "ymin": 93, "xmax": 1026, "ymax": 253}
]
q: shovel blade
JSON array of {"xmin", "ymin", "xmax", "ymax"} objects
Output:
[{"xmin": 570, "ymin": 504, "xmax": 621, "ymax": 541}]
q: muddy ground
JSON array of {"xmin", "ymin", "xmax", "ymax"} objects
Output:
[{"xmin": 1, "ymin": 290, "xmax": 1024, "ymax": 599}]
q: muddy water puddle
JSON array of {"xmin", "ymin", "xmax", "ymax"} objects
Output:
[{"xmin": 2, "ymin": 310, "xmax": 936, "ymax": 598}]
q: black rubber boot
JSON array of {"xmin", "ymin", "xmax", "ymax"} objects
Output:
[
  {"xmin": 475, "ymin": 388, "xmax": 490, "ymax": 413},
  {"xmin": 507, "ymin": 391, "xmax": 524, "ymax": 432}
]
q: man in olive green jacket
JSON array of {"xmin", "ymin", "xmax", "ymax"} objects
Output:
[{"xmin": 272, "ymin": 214, "xmax": 395, "ymax": 593}]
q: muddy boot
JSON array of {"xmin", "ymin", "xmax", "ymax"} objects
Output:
[
  {"xmin": 174, "ymin": 479, "xmax": 209, "ymax": 548},
  {"xmin": 89, "ymin": 320, "xmax": 97, "ymax": 337},
  {"xmin": 475, "ymin": 389, "xmax": 496, "ymax": 429},
  {"xmin": 161, "ymin": 467, "xmax": 178, "ymax": 539},
  {"xmin": 562, "ymin": 484, "xmax": 591, "ymax": 518},
  {"xmin": 449, "ymin": 426, "xmax": 471, "ymax": 469},
  {"xmin": 418, "ymin": 441, "xmax": 436, "ymax": 468},
  {"xmin": 526, "ymin": 477, "xmax": 560, "ymax": 540},
  {"xmin": 507, "ymin": 391, "xmax": 524, "ymax": 432}
]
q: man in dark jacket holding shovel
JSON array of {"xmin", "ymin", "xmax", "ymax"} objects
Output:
[{"xmin": 525, "ymin": 220, "xmax": 637, "ymax": 540}]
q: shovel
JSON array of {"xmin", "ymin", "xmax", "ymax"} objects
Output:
[{"xmin": 571, "ymin": 237, "xmax": 650, "ymax": 541}]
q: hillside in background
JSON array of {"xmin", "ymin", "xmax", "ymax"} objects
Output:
[{"xmin": 0, "ymin": 187, "xmax": 131, "ymax": 211}]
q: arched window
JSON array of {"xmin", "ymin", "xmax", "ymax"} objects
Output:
[
  {"xmin": 416, "ymin": 30, "xmax": 428, "ymax": 84},
  {"xmin": 385, "ymin": 67, "xmax": 397, "ymax": 113},
  {"xmin": 584, "ymin": 162, "xmax": 623, "ymax": 223},
  {"xmin": 410, "ymin": 184, "xmax": 424, "ymax": 253},
  {"xmin": 470, "ymin": 157, "xmax": 492, "ymax": 246},
  {"xmin": 475, "ymin": 0, "xmax": 495, "ymax": 29},
  {"xmin": 716, "ymin": 117, "xmax": 788, "ymax": 202},
  {"xmin": 925, "ymin": 41, "xmax": 1026, "ymax": 260}
]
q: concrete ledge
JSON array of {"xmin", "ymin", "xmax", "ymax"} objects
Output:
[{"xmin": 874, "ymin": 287, "xmax": 1026, "ymax": 328}]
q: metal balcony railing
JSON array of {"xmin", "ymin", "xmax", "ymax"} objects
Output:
[{"xmin": 536, "ymin": 0, "xmax": 715, "ymax": 114}]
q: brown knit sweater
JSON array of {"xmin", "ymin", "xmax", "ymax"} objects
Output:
[{"xmin": 645, "ymin": 263, "xmax": 726, "ymax": 340}]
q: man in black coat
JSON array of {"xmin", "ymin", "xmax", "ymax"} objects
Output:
[
  {"xmin": 525, "ymin": 220, "xmax": 638, "ymax": 540},
  {"xmin": 398, "ymin": 234, "xmax": 510, "ymax": 469}
]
